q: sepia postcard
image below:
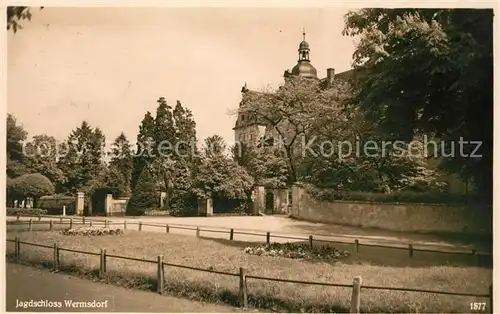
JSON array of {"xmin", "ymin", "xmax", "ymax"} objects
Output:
[{"xmin": 3, "ymin": 2, "xmax": 497, "ymax": 313}]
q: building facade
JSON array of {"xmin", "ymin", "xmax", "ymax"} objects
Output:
[{"xmin": 233, "ymin": 31, "xmax": 352, "ymax": 148}]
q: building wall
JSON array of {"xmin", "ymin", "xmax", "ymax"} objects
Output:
[{"xmin": 291, "ymin": 185, "xmax": 492, "ymax": 235}]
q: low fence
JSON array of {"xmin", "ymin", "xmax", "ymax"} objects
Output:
[
  {"xmin": 8, "ymin": 214, "xmax": 493, "ymax": 260},
  {"xmin": 6, "ymin": 229, "xmax": 493, "ymax": 313}
]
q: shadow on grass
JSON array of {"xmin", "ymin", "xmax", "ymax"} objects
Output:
[
  {"xmin": 290, "ymin": 220, "xmax": 493, "ymax": 252},
  {"xmin": 201, "ymin": 237, "xmax": 493, "ymax": 269},
  {"xmin": 5, "ymin": 253, "xmax": 349, "ymax": 313}
]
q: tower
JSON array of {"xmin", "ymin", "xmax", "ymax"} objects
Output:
[{"xmin": 289, "ymin": 29, "xmax": 318, "ymax": 79}]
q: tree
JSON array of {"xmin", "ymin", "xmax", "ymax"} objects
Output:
[
  {"xmin": 237, "ymin": 76, "xmax": 348, "ymax": 183},
  {"xmin": 343, "ymin": 9, "xmax": 493, "ymax": 199},
  {"xmin": 233, "ymin": 143, "xmax": 289, "ymax": 188},
  {"xmin": 300, "ymin": 101, "xmax": 445, "ymax": 193},
  {"xmin": 57, "ymin": 121, "xmax": 106, "ymax": 194},
  {"xmin": 194, "ymin": 135, "xmax": 254, "ymax": 201},
  {"xmin": 7, "ymin": 173, "xmax": 55, "ymax": 207},
  {"xmin": 131, "ymin": 111, "xmax": 155, "ymax": 189},
  {"xmin": 7, "ymin": 6, "xmax": 43, "ymax": 33},
  {"xmin": 173, "ymin": 100, "xmax": 198, "ymax": 158},
  {"xmin": 23, "ymin": 134, "xmax": 66, "ymax": 191},
  {"xmin": 126, "ymin": 168, "xmax": 158, "ymax": 216},
  {"xmin": 105, "ymin": 133, "xmax": 133, "ymax": 197},
  {"xmin": 6, "ymin": 114, "xmax": 28, "ymax": 178},
  {"xmin": 147, "ymin": 99, "xmax": 199, "ymax": 212}
]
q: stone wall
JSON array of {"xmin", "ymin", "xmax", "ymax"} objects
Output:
[
  {"xmin": 291, "ymin": 185, "xmax": 492, "ymax": 236},
  {"xmin": 110, "ymin": 198, "xmax": 129, "ymax": 216}
]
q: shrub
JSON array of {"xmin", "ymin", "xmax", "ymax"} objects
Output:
[
  {"xmin": 7, "ymin": 207, "xmax": 47, "ymax": 216},
  {"xmin": 126, "ymin": 168, "xmax": 158, "ymax": 216},
  {"xmin": 36, "ymin": 195, "xmax": 76, "ymax": 214},
  {"xmin": 169, "ymin": 190, "xmax": 199, "ymax": 217},
  {"xmin": 8, "ymin": 173, "xmax": 55, "ymax": 201}
]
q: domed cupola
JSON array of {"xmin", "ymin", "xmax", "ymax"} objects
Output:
[{"xmin": 291, "ymin": 30, "xmax": 317, "ymax": 79}]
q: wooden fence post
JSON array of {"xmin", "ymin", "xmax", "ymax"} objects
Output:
[
  {"xmin": 239, "ymin": 267, "xmax": 248, "ymax": 308},
  {"xmin": 408, "ymin": 244, "xmax": 414, "ymax": 258},
  {"xmin": 139, "ymin": 221, "xmax": 142, "ymax": 231},
  {"xmin": 489, "ymin": 285, "xmax": 493, "ymax": 313},
  {"xmin": 105, "ymin": 220, "xmax": 109, "ymax": 228},
  {"xmin": 16, "ymin": 214, "xmax": 20, "ymax": 221},
  {"xmin": 472, "ymin": 249, "xmax": 479, "ymax": 266},
  {"xmin": 90, "ymin": 220, "xmax": 93, "ymax": 227},
  {"xmin": 49, "ymin": 220, "xmax": 53, "ymax": 231},
  {"xmin": 309, "ymin": 235, "xmax": 313, "ymax": 247},
  {"xmin": 157, "ymin": 255, "xmax": 164, "ymax": 294},
  {"xmin": 69, "ymin": 218, "xmax": 73, "ymax": 229},
  {"xmin": 60, "ymin": 216, "xmax": 63, "ymax": 224},
  {"xmin": 124, "ymin": 221, "xmax": 127, "ymax": 230},
  {"xmin": 14, "ymin": 236, "xmax": 19, "ymax": 263},
  {"xmin": 16, "ymin": 237, "xmax": 21, "ymax": 262},
  {"xmin": 350, "ymin": 276, "xmax": 362, "ymax": 313},
  {"xmin": 196, "ymin": 227, "xmax": 200, "ymax": 237},
  {"xmin": 38, "ymin": 215, "xmax": 42, "ymax": 221},
  {"xmin": 230, "ymin": 229, "xmax": 234, "ymax": 240},
  {"xmin": 354, "ymin": 239, "xmax": 359, "ymax": 253},
  {"xmin": 99, "ymin": 249, "xmax": 107, "ymax": 278},
  {"xmin": 266, "ymin": 232, "xmax": 270, "ymax": 245},
  {"xmin": 28, "ymin": 219, "xmax": 33, "ymax": 232},
  {"xmin": 82, "ymin": 217, "xmax": 85, "ymax": 225},
  {"xmin": 53, "ymin": 243, "xmax": 59, "ymax": 271},
  {"xmin": 166, "ymin": 224, "xmax": 169, "ymax": 233}
]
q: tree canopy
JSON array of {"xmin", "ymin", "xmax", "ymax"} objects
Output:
[{"xmin": 343, "ymin": 9, "xmax": 493, "ymax": 198}]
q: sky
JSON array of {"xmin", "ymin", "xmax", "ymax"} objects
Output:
[{"xmin": 7, "ymin": 7, "xmax": 356, "ymax": 148}]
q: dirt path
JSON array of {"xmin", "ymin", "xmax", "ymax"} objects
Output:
[{"xmin": 5, "ymin": 263, "xmax": 245, "ymax": 312}]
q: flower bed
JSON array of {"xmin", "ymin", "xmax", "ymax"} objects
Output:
[
  {"xmin": 60, "ymin": 226, "xmax": 124, "ymax": 236},
  {"xmin": 243, "ymin": 243, "xmax": 350, "ymax": 261}
]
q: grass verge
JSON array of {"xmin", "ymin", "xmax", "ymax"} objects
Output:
[{"xmin": 6, "ymin": 228, "xmax": 492, "ymax": 313}]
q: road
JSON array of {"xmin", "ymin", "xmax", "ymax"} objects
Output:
[
  {"xmin": 7, "ymin": 215, "xmax": 491, "ymax": 253},
  {"xmin": 5, "ymin": 263, "xmax": 244, "ymax": 312}
]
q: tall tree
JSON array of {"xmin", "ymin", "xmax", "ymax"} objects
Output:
[
  {"xmin": 126, "ymin": 167, "xmax": 158, "ymax": 216},
  {"xmin": 57, "ymin": 121, "xmax": 106, "ymax": 194},
  {"xmin": 173, "ymin": 100, "xmax": 198, "ymax": 159},
  {"xmin": 154, "ymin": 97, "xmax": 176, "ymax": 156},
  {"xmin": 6, "ymin": 114, "xmax": 28, "ymax": 178},
  {"xmin": 131, "ymin": 111, "xmax": 155, "ymax": 189},
  {"xmin": 343, "ymin": 9, "xmax": 493, "ymax": 199},
  {"xmin": 105, "ymin": 133, "xmax": 133, "ymax": 197}
]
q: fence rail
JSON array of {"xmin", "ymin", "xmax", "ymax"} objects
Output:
[
  {"xmin": 7, "ymin": 215, "xmax": 492, "ymax": 259},
  {"xmin": 5, "ymin": 233, "xmax": 493, "ymax": 313}
]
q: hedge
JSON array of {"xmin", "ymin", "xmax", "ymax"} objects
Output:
[
  {"xmin": 36, "ymin": 195, "xmax": 76, "ymax": 215},
  {"xmin": 7, "ymin": 207, "xmax": 47, "ymax": 216}
]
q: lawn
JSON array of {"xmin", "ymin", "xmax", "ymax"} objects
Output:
[{"xmin": 6, "ymin": 228, "xmax": 492, "ymax": 313}]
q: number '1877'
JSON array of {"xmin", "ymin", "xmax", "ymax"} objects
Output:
[{"xmin": 470, "ymin": 302, "xmax": 486, "ymax": 311}]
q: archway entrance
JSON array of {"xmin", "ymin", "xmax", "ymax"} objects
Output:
[
  {"xmin": 265, "ymin": 191, "xmax": 274, "ymax": 214},
  {"xmin": 91, "ymin": 188, "xmax": 114, "ymax": 216}
]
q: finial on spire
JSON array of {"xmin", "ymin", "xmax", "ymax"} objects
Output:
[{"xmin": 302, "ymin": 27, "xmax": 306, "ymax": 41}]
